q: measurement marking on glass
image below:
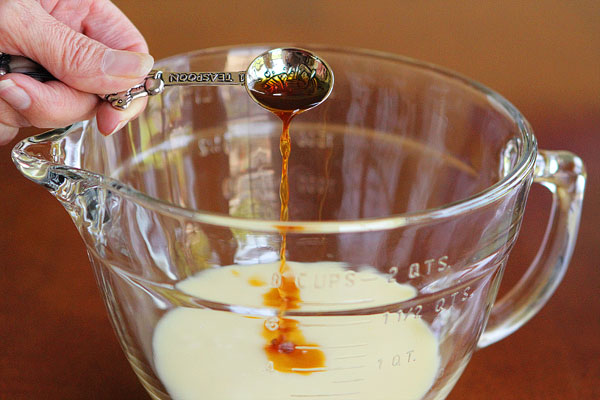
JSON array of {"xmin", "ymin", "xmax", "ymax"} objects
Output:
[
  {"xmin": 301, "ymin": 320, "xmax": 372, "ymax": 327},
  {"xmin": 291, "ymin": 367, "xmax": 329, "ymax": 372},
  {"xmin": 334, "ymin": 354, "xmax": 367, "ymax": 360},
  {"xmin": 332, "ymin": 378, "xmax": 365, "ymax": 384},
  {"xmin": 358, "ymin": 276, "xmax": 378, "ymax": 282},
  {"xmin": 290, "ymin": 392, "xmax": 360, "ymax": 398},
  {"xmin": 300, "ymin": 299, "xmax": 374, "ymax": 306},
  {"xmin": 291, "ymin": 365, "xmax": 365, "ymax": 372},
  {"xmin": 296, "ymin": 343, "xmax": 368, "ymax": 350}
]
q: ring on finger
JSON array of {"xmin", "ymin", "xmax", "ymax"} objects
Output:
[{"xmin": 0, "ymin": 52, "xmax": 11, "ymax": 77}]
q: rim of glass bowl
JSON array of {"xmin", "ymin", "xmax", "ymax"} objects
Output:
[{"xmin": 20, "ymin": 44, "xmax": 537, "ymax": 234}]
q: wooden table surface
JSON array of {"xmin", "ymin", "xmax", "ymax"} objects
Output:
[{"xmin": 1, "ymin": 1, "xmax": 598, "ymax": 399}]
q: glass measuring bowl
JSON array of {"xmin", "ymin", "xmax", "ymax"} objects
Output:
[{"xmin": 12, "ymin": 45, "xmax": 586, "ymax": 400}]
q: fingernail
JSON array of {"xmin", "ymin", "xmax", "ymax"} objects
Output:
[
  {"xmin": 104, "ymin": 119, "xmax": 128, "ymax": 136},
  {"xmin": 0, "ymin": 122, "xmax": 19, "ymax": 145},
  {"xmin": 0, "ymin": 79, "xmax": 31, "ymax": 110},
  {"xmin": 102, "ymin": 50, "xmax": 154, "ymax": 78}
]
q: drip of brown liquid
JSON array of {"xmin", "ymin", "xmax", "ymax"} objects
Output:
[{"xmin": 253, "ymin": 78, "xmax": 326, "ymax": 374}]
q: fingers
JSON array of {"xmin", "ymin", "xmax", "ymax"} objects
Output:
[
  {"xmin": 0, "ymin": 95, "xmax": 30, "ymax": 145},
  {"xmin": 0, "ymin": 123, "xmax": 20, "ymax": 145},
  {"xmin": 96, "ymin": 96, "xmax": 147, "ymax": 136},
  {"xmin": 0, "ymin": 74, "xmax": 98, "ymax": 128},
  {"xmin": 0, "ymin": 73, "xmax": 146, "ymax": 137},
  {"xmin": 0, "ymin": 0, "xmax": 153, "ymax": 95},
  {"xmin": 0, "ymin": 0, "xmax": 152, "ymax": 139}
]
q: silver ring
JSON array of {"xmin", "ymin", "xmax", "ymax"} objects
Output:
[{"xmin": 0, "ymin": 52, "xmax": 11, "ymax": 76}]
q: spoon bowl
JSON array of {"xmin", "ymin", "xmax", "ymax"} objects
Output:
[{"xmin": 245, "ymin": 48, "xmax": 334, "ymax": 113}]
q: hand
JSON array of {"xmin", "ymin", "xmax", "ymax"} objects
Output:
[{"xmin": 0, "ymin": 0, "xmax": 153, "ymax": 144}]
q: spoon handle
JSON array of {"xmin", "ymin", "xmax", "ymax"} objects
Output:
[
  {"xmin": 103, "ymin": 69, "xmax": 165, "ymax": 110},
  {"xmin": 105, "ymin": 70, "xmax": 247, "ymax": 110},
  {"xmin": 0, "ymin": 53, "xmax": 247, "ymax": 110},
  {"xmin": 0, "ymin": 54, "xmax": 55, "ymax": 82},
  {"xmin": 162, "ymin": 71, "xmax": 246, "ymax": 87}
]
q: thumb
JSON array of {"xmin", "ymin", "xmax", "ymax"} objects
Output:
[{"xmin": 2, "ymin": 1, "xmax": 153, "ymax": 94}]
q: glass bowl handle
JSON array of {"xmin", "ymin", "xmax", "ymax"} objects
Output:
[{"xmin": 478, "ymin": 150, "xmax": 586, "ymax": 348}]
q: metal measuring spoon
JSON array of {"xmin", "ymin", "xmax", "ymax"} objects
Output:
[
  {"xmin": 0, "ymin": 48, "xmax": 334, "ymax": 113},
  {"xmin": 105, "ymin": 47, "xmax": 334, "ymax": 112}
]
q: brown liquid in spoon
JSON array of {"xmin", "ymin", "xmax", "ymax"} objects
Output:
[{"xmin": 252, "ymin": 77, "xmax": 326, "ymax": 374}]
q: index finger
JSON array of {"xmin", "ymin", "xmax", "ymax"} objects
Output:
[{"xmin": 43, "ymin": 0, "xmax": 149, "ymax": 53}]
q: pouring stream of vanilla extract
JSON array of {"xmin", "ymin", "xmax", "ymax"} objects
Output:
[{"xmin": 245, "ymin": 49, "xmax": 334, "ymax": 374}]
